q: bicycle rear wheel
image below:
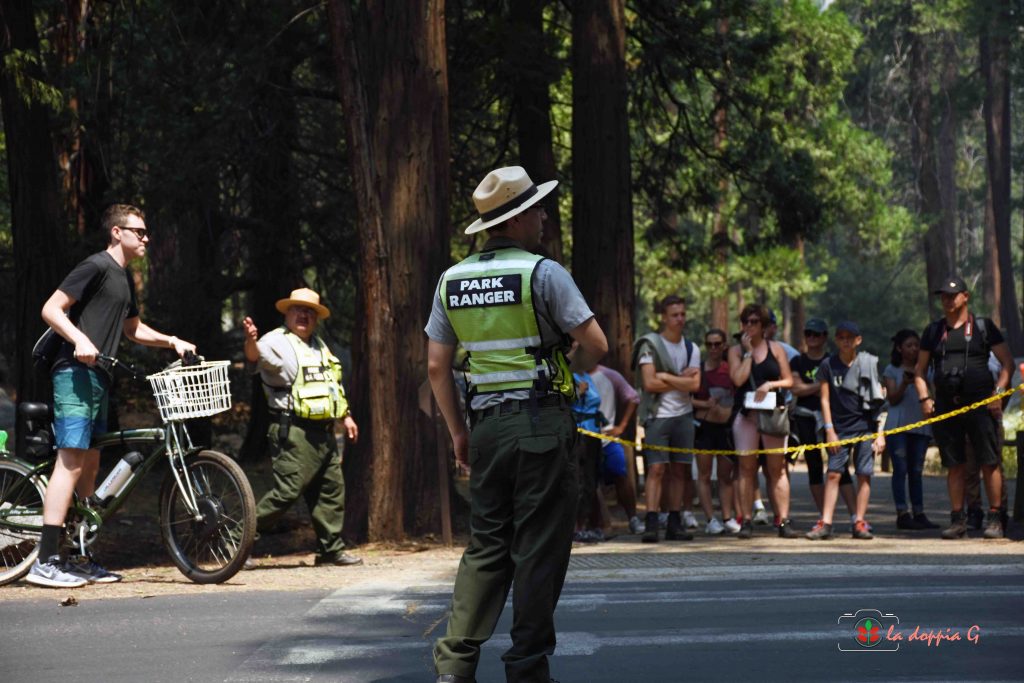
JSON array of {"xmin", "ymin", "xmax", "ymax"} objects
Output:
[
  {"xmin": 0, "ymin": 459, "xmax": 46, "ymax": 586},
  {"xmin": 159, "ymin": 450, "xmax": 255, "ymax": 584}
]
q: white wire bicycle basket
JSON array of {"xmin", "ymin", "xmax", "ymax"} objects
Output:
[{"xmin": 147, "ymin": 361, "xmax": 232, "ymax": 422}]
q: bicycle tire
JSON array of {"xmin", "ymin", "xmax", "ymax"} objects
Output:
[
  {"xmin": 0, "ymin": 459, "xmax": 46, "ymax": 586},
  {"xmin": 159, "ymin": 450, "xmax": 255, "ymax": 584}
]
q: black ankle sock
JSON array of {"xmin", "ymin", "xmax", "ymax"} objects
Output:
[{"xmin": 39, "ymin": 524, "xmax": 62, "ymax": 562}]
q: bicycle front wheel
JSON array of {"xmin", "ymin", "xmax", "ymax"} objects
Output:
[
  {"xmin": 0, "ymin": 459, "xmax": 46, "ymax": 586},
  {"xmin": 159, "ymin": 450, "xmax": 255, "ymax": 584}
]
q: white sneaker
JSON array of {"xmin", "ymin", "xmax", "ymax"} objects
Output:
[
  {"xmin": 25, "ymin": 557, "xmax": 88, "ymax": 588},
  {"xmin": 628, "ymin": 515, "xmax": 646, "ymax": 534},
  {"xmin": 723, "ymin": 517, "xmax": 742, "ymax": 533},
  {"xmin": 683, "ymin": 511, "xmax": 699, "ymax": 529},
  {"xmin": 705, "ymin": 517, "xmax": 725, "ymax": 535},
  {"xmin": 752, "ymin": 508, "xmax": 770, "ymax": 526}
]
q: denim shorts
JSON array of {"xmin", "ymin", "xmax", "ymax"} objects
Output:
[
  {"xmin": 828, "ymin": 437, "xmax": 874, "ymax": 476},
  {"xmin": 52, "ymin": 365, "xmax": 109, "ymax": 450}
]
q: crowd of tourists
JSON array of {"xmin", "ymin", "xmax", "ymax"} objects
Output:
[{"xmin": 571, "ymin": 278, "xmax": 1017, "ymax": 544}]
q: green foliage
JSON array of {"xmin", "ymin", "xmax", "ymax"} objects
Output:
[{"xmin": 1, "ymin": 50, "xmax": 64, "ymax": 112}]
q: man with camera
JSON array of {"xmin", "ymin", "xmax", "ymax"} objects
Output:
[{"xmin": 914, "ymin": 276, "xmax": 1014, "ymax": 539}]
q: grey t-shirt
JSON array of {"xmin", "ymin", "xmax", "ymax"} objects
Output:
[{"xmin": 424, "ymin": 237, "xmax": 594, "ymax": 409}]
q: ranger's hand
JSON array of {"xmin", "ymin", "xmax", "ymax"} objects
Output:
[
  {"xmin": 452, "ymin": 428, "xmax": 470, "ymax": 473},
  {"xmin": 342, "ymin": 415, "xmax": 359, "ymax": 443},
  {"xmin": 242, "ymin": 317, "xmax": 259, "ymax": 342}
]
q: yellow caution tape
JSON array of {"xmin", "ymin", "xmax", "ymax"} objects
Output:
[{"xmin": 577, "ymin": 383, "xmax": 1023, "ymax": 457}]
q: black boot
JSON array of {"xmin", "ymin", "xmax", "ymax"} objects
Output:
[
  {"xmin": 642, "ymin": 511, "xmax": 660, "ymax": 543},
  {"xmin": 665, "ymin": 511, "xmax": 693, "ymax": 541},
  {"xmin": 912, "ymin": 512, "xmax": 939, "ymax": 529},
  {"xmin": 966, "ymin": 506, "xmax": 984, "ymax": 530},
  {"xmin": 896, "ymin": 512, "xmax": 923, "ymax": 530},
  {"xmin": 777, "ymin": 518, "xmax": 799, "ymax": 538}
]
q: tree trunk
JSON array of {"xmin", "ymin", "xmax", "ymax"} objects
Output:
[
  {"xmin": 327, "ymin": 0, "xmax": 450, "ymax": 541},
  {"xmin": 909, "ymin": 30, "xmax": 950, "ymax": 316},
  {"xmin": 710, "ymin": 16, "xmax": 730, "ymax": 333},
  {"xmin": 571, "ymin": 0, "xmax": 634, "ymax": 377},
  {"xmin": 0, "ymin": 1, "xmax": 71, "ymax": 402},
  {"xmin": 936, "ymin": 33, "xmax": 959, "ymax": 299},
  {"xmin": 510, "ymin": 0, "xmax": 563, "ymax": 263},
  {"xmin": 981, "ymin": 8, "xmax": 1023, "ymax": 353}
]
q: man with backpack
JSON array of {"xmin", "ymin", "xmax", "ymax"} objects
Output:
[
  {"xmin": 915, "ymin": 276, "xmax": 1015, "ymax": 540},
  {"xmin": 632, "ymin": 295, "xmax": 701, "ymax": 543}
]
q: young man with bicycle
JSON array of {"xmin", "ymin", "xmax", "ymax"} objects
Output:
[
  {"xmin": 29, "ymin": 204, "xmax": 196, "ymax": 588},
  {"xmin": 242, "ymin": 287, "xmax": 361, "ymax": 567}
]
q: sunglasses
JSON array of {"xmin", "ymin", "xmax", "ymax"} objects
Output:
[
  {"xmin": 804, "ymin": 330, "xmax": 825, "ymax": 338},
  {"xmin": 705, "ymin": 341, "xmax": 724, "ymax": 348},
  {"xmin": 742, "ymin": 317, "xmax": 761, "ymax": 326},
  {"xmin": 119, "ymin": 226, "xmax": 148, "ymax": 239}
]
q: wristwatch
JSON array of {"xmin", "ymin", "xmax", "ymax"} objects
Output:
[{"xmin": 742, "ymin": 352, "xmax": 752, "ymax": 360}]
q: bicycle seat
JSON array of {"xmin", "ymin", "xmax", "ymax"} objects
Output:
[{"xmin": 18, "ymin": 402, "xmax": 52, "ymax": 421}]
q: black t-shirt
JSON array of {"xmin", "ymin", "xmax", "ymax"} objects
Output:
[
  {"xmin": 53, "ymin": 251, "xmax": 139, "ymax": 377},
  {"xmin": 920, "ymin": 315, "xmax": 1003, "ymax": 408},
  {"xmin": 816, "ymin": 355, "xmax": 870, "ymax": 435},
  {"xmin": 791, "ymin": 352, "xmax": 827, "ymax": 411}
]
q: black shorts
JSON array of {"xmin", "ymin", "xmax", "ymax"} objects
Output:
[{"xmin": 931, "ymin": 407, "xmax": 1001, "ymax": 468}]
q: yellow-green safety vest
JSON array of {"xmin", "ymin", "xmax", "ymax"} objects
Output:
[
  {"xmin": 282, "ymin": 330, "xmax": 349, "ymax": 420},
  {"xmin": 441, "ymin": 248, "xmax": 574, "ymax": 400}
]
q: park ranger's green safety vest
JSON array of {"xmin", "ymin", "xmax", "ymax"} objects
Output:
[
  {"xmin": 282, "ymin": 330, "xmax": 348, "ymax": 420},
  {"xmin": 441, "ymin": 248, "xmax": 574, "ymax": 400}
]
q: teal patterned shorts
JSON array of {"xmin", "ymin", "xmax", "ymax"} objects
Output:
[{"xmin": 52, "ymin": 365, "xmax": 109, "ymax": 450}]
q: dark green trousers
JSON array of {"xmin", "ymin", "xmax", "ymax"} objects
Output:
[
  {"xmin": 434, "ymin": 404, "xmax": 578, "ymax": 683},
  {"xmin": 255, "ymin": 420, "xmax": 346, "ymax": 558}
]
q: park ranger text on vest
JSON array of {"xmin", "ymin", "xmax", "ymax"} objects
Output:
[
  {"xmin": 243, "ymin": 288, "xmax": 362, "ymax": 567},
  {"xmin": 426, "ymin": 166, "xmax": 608, "ymax": 683}
]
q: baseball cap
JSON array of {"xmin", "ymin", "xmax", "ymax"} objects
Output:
[
  {"xmin": 768, "ymin": 309, "xmax": 778, "ymax": 325},
  {"xmin": 934, "ymin": 276, "xmax": 968, "ymax": 295},
  {"xmin": 835, "ymin": 320, "xmax": 861, "ymax": 336},
  {"xmin": 804, "ymin": 318, "xmax": 828, "ymax": 334}
]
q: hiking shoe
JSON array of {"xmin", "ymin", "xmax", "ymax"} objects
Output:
[
  {"xmin": 723, "ymin": 517, "xmax": 741, "ymax": 533},
  {"xmin": 778, "ymin": 518, "xmax": 799, "ymax": 538},
  {"xmin": 966, "ymin": 506, "xmax": 985, "ymax": 531},
  {"xmin": 941, "ymin": 511, "xmax": 968, "ymax": 540},
  {"xmin": 642, "ymin": 512, "xmax": 660, "ymax": 543},
  {"xmin": 65, "ymin": 555, "xmax": 122, "ymax": 584},
  {"xmin": 913, "ymin": 513, "xmax": 940, "ymax": 529},
  {"xmin": 25, "ymin": 556, "xmax": 88, "ymax": 588},
  {"xmin": 983, "ymin": 510, "xmax": 1004, "ymax": 539},
  {"xmin": 705, "ymin": 517, "xmax": 725, "ymax": 535},
  {"xmin": 314, "ymin": 552, "xmax": 363, "ymax": 566},
  {"xmin": 852, "ymin": 520, "xmax": 874, "ymax": 540},
  {"xmin": 683, "ymin": 511, "xmax": 699, "ymax": 529},
  {"xmin": 896, "ymin": 512, "xmax": 923, "ymax": 530},
  {"xmin": 628, "ymin": 515, "xmax": 646, "ymax": 535},
  {"xmin": 805, "ymin": 520, "xmax": 833, "ymax": 540},
  {"xmin": 752, "ymin": 507, "xmax": 769, "ymax": 525},
  {"xmin": 737, "ymin": 520, "xmax": 753, "ymax": 539},
  {"xmin": 665, "ymin": 512, "xmax": 693, "ymax": 541}
]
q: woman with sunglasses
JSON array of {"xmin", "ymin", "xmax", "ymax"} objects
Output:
[
  {"xmin": 728, "ymin": 303, "xmax": 797, "ymax": 539},
  {"xmin": 692, "ymin": 328, "xmax": 740, "ymax": 534}
]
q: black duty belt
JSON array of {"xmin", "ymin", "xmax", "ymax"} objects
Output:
[
  {"xmin": 473, "ymin": 394, "xmax": 566, "ymax": 422},
  {"xmin": 271, "ymin": 411, "xmax": 335, "ymax": 432}
]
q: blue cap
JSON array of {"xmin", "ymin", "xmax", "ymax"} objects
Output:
[
  {"xmin": 804, "ymin": 318, "xmax": 828, "ymax": 333},
  {"xmin": 835, "ymin": 320, "xmax": 861, "ymax": 336}
]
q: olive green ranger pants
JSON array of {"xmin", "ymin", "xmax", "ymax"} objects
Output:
[
  {"xmin": 434, "ymin": 404, "xmax": 578, "ymax": 683},
  {"xmin": 255, "ymin": 420, "xmax": 347, "ymax": 559}
]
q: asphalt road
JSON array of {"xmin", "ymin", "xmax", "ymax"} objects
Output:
[{"xmin": 3, "ymin": 552, "xmax": 1022, "ymax": 683}]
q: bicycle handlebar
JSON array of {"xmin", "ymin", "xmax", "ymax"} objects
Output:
[{"xmin": 98, "ymin": 353, "xmax": 204, "ymax": 380}]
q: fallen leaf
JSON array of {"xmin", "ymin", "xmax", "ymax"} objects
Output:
[{"xmin": 59, "ymin": 596, "xmax": 78, "ymax": 607}]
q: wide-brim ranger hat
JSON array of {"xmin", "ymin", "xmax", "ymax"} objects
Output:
[
  {"xmin": 275, "ymin": 287, "xmax": 330, "ymax": 320},
  {"xmin": 464, "ymin": 166, "xmax": 558, "ymax": 234}
]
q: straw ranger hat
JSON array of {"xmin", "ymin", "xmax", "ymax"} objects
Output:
[
  {"xmin": 275, "ymin": 287, "xmax": 330, "ymax": 320},
  {"xmin": 465, "ymin": 166, "xmax": 558, "ymax": 234}
]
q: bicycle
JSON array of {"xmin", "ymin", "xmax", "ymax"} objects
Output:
[{"xmin": 0, "ymin": 354, "xmax": 256, "ymax": 586}]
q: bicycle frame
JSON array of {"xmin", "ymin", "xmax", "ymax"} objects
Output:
[{"xmin": 1, "ymin": 421, "xmax": 207, "ymax": 555}]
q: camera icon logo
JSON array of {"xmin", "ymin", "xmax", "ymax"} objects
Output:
[{"xmin": 837, "ymin": 609, "xmax": 900, "ymax": 652}]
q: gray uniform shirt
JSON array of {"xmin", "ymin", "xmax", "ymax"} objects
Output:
[
  {"xmin": 424, "ymin": 237, "xmax": 594, "ymax": 409},
  {"xmin": 251, "ymin": 328, "xmax": 334, "ymax": 412}
]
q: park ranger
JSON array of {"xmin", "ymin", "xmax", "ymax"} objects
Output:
[
  {"xmin": 243, "ymin": 288, "xmax": 361, "ymax": 566},
  {"xmin": 426, "ymin": 166, "xmax": 608, "ymax": 682}
]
